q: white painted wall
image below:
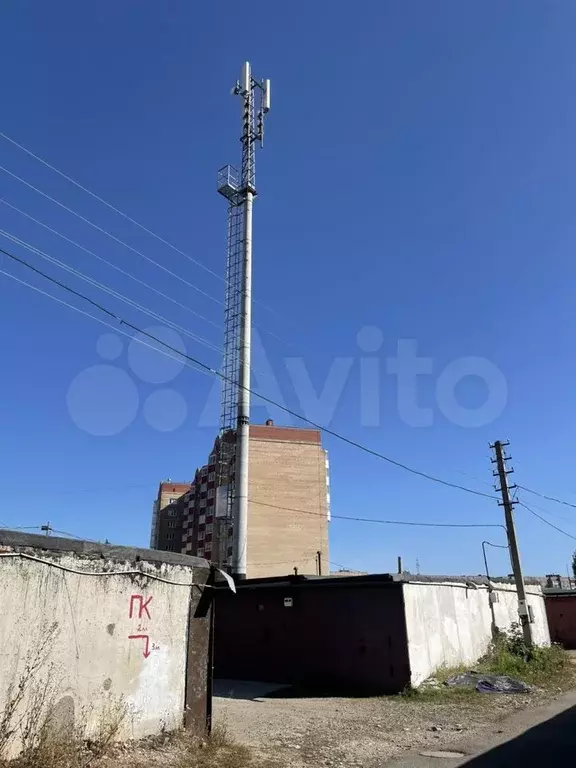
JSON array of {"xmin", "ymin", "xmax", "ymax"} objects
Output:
[
  {"xmin": 402, "ymin": 580, "xmax": 550, "ymax": 686},
  {"xmin": 0, "ymin": 550, "xmax": 199, "ymax": 757}
]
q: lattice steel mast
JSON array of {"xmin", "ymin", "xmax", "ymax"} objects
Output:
[{"xmin": 217, "ymin": 62, "xmax": 270, "ymax": 578}]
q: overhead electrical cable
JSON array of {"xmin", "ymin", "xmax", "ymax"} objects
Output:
[
  {"xmin": 1, "ymin": 244, "xmax": 501, "ymax": 501},
  {"xmin": 0, "ymin": 164, "xmax": 224, "ymax": 304},
  {"xmin": 0, "ymin": 198, "xmax": 222, "ymax": 329},
  {"xmin": 0, "ymin": 229, "xmax": 223, "ymax": 355},
  {"xmin": 0, "ymin": 131, "xmax": 298, "ymax": 326}
]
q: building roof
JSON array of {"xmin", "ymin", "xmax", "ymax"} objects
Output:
[
  {"xmin": 215, "ymin": 572, "xmax": 543, "ymax": 591},
  {"xmin": 159, "ymin": 481, "xmax": 191, "ymax": 490},
  {"xmin": 0, "ymin": 529, "xmax": 209, "ymax": 569},
  {"xmin": 249, "ymin": 424, "xmax": 321, "ymax": 444}
]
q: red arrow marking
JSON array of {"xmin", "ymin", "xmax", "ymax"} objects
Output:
[{"xmin": 128, "ymin": 634, "xmax": 151, "ymax": 659}]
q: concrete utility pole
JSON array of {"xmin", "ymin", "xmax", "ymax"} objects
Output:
[{"xmin": 491, "ymin": 440, "xmax": 533, "ymax": 646}]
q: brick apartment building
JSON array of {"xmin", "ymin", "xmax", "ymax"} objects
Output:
[
  {"xmin": 149, "ymin": 481, "xmax": 191, "ymax": 550},
  {"xmin": 151, "ymin": 421, "xmax": 330, "ymax": 578}
]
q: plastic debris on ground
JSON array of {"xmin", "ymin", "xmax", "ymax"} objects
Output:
[{"xmin": 445, "ymin": 672, "xmax": 532, "ymax": 694}]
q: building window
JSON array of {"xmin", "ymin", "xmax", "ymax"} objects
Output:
[
  {"xmin": 198, "ymin": 514, "xmax": 205, "ymax": 525},
  {"xmin": 168, "ymin": 509, "xmax": 178, "ymax": 517},
  {"xmin": 205, "ymin": 523, "xmax": 213, "ymax": 534},
  {"xmin": 169, "ymin": 497, "xmax": 178, "ymax": 504},
  {"xmin": 166, "ymin": 533, "xmax": 174, "ymax": 541},
  {"xmin": 207, "ymin": 488, "xmax": 215, "ymax": 499},
  {"xmin": 200, "ymin": 498, "xmax": 206, "ymax": 508},
  {"xmin": 197, "ymin": 547, "xmax": 204, "ymax": 557},
  {"xmin": 208, "ymin": 472, "xmax": 216, "ymax": 482},
  {"xmin": 201, "ymin": 483, "xmax": 207, "ymax": 492},
  {"xmin": 167, "ymin": 545, "xmax": 174, "ymax": 552},
  {"xmin": 228, "ymin": 527, "xmax": 234, "ymax": 537},
  {"xmin": 198, "ymin": 530, "xmax": 205, "ymax": 541},
  {"xmin": 227, "ymin": 546, "xmax": 233, "ymax": 556}
]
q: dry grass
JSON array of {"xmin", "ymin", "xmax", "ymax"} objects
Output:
[
  {"xmin": 405, "ymin": 625, "xmax": 575, "ymax": 702},
  {"xmin": 0, "ymin": 658, "xmax": 127, "ymax": 768},
  {"xmin": 1, "ymin": 682, "xmax": 265, "ymax": 768},
  {"xmin": 174, "ymin": 726, "xmax": 254, "ymax": 768},
  {"xmin": 479, "ymin": 628, "xmax": 573, "ymax": 689},
  {"xmin": 0, "ymin": 623, "xmax": 59, "ymax": 759},
  {"xmin": 175, "ymin": 723, "xmax": 275, "ymax": 768},
  {"xmin": 3, "ymin": 732, "xmax": 83, "ymax": 768}
]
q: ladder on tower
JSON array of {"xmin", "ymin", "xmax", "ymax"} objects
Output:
[{"xmin": 217, "ymin": 165, "xmax": 244, "ymax": 567}]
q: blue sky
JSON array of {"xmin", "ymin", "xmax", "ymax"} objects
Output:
[{"xmin": 2, "ymin": 0, "xmax": 576, "ymax": 577}]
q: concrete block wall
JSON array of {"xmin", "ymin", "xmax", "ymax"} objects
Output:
[
  {"xmin": 0, "ymin": 531, "xmax": 212, "ymax": 759},
  {"xmin": 403, "ymin": 579, "xmax": 550, "ymax": 685}
]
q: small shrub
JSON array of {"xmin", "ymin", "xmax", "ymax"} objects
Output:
[
  {"xmin": 479, "ymin": 623, "xmax": 571, "ymax": 688},
  {"xmin": 178, "ymin": 723, "xmax": 257, "ymax": 768},
  {"xmin": 87, "ymin": 696, "xmax": 127, "ymax": 759}
]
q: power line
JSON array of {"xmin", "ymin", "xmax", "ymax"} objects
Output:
[
  {"xmin": 329, "ymin": 560, "xmax": 361, "ymax": 571},
  {"xmin": 518, "ymin": 500, "xmax": 576, "ymax": 542},
  {"xmin": 0, "ymin": 131, "xmax": 296, "ymax": 327},
  {"xmin": 24, "ymin": 483, "xmax": 156, "ymax": 496},
  {"xmin": 245, "ymin": 556, "xmax": 319, "ymax": 567},
  {"xmin": 0, "ymin": 524, "xmax": 97, "ymax": 542},
  {"xmin": 514, "ymin": 495, "xmax": 574, "ymax": 524},
  {"xmin": 0, "ymin": 269, "xmax": 213, "ymax": 383},
  {"xmin": 51, "ymin": 528, "xmax": 99, "ymax": 542},
  {"xmin": 0, "ymin": 163, "xmax": 224, "ymax": 305},
  {"xmin": 0, "ymin": 525, "xmax": 45, "ymax": 532},
  {"xmin": 0, "ymin": 193, "xmax": 291, "ymax": 348},
  {"xmin": 1, "ymin": 244, "xmax": 498, "ymax": 501},
  {"xmin": 1, "ymin": 232, "xmax": 271, "ymax": 380},
  {"xmin": 248, "ymin": 499, "xmax": 502, "ymax": 528},
  {"xmin": 0, "ymin": 198, "xmax": 222, "ymax": 329},
  {"xmin": 0, "ymin": 230, "xmax": 223, "ymax": 355},
  {"xmin": 517, "ymin": 484, "xmax": 576, "ymax": 510},
  {"xmin": 0, "ymin": 133, "xmax": 225, "ymax": 282}
]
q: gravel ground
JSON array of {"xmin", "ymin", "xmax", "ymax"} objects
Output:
[{"xmin": 213, "ymin": 681, "xmax": 562, "ymax": 768}]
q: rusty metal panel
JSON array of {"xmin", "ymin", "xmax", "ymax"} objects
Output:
[
  {"xmin": 184, "ymin": 569, "xmax": 214, "ymax": 736},
  {"xmin": 215, "ymin": 580, "xmax": 410, "ymax": 694},
  {"xmin": 546, "ymin": 594, "xmax": 576, "ymax": 649}
]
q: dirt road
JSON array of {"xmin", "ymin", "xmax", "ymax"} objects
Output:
[{"xmin": 214, "ymin": 680, "xmax": 564, "ymax": 767}]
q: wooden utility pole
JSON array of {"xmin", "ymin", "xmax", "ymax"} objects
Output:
[{"xmin": 491, "ymin": 440, "xmax": 533, "ymax": 646}]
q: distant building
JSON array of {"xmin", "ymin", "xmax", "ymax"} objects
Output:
[
  {"xmin": 151, "ymin": 421, "xmax": 330, "ymax": 577},
  {"xmin": 150, "ymin": 481, "xmax": 191, "ymax": 550},
  {"xmin": 531, "ymin": 574, "xmax": 575, "ymax": 591}
]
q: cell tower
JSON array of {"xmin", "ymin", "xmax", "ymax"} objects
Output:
[{"xmin": 217, "ymin": 62, "xmax": 271, "ymax": 578}]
